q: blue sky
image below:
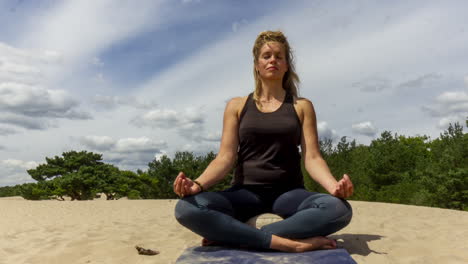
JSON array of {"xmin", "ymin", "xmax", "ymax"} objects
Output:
[{"xmin": 1, "ymin": 0, "xmax": 467, "ymax": 186}]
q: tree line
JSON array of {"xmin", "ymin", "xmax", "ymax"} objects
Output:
[{"xmin": 0, "ymin": 122, "xmax": 466, "ymax": 211}]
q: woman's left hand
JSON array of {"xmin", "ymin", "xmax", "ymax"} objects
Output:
[{"xmin": 331, "ymin": 174, "xmax": 354, "ymax": 198}]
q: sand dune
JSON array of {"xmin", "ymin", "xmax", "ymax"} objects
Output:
[{"xmin": 0, "ymin": 197, "xmax": 466, "ymax": 264}]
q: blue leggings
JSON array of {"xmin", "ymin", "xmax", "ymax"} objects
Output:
[{"xmin": 175, "ymin": 185, "xmax": 353, "ymax": 249}]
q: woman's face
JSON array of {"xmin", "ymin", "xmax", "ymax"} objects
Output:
[{"xmin": 255, "ymin": 42, "xmax": 288, "ymax": 81}]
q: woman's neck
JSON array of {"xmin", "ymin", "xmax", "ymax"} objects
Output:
[{"xmin": 259, "ymin": 80, "xmax": 285, "ymax": 101}]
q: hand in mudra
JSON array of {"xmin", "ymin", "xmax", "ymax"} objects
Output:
[
  {"xmin": 173, "ymin": 172, "xmax": 202, "ymax": 198},
  {"xmin": 331, "ymin": 174, "xmax": 354, "ymax": 198}
]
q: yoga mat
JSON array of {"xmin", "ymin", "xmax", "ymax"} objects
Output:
[{"xmin": 176, "ymin": 246, "xmax": 357, "ymax": 264}]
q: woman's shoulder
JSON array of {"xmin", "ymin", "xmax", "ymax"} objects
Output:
[
  {"xmin": 226, "ymin": 95, "xmax": 250, "ymax": 117},
  {"xmin": 293, "ymin": 96, "xmax": 314, "ymax": 109}
]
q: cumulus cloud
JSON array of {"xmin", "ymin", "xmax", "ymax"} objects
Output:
[
  {"xmin": 179, "ymin": 142, "xmax": 219, "ymax": 156},
  {"xmin": 200, "ymin": 131, "xmax": 222, "ymax": 142},
  {"xmin": 352, "ymin": 121, "xmax": 378, "ymax": 137},
  {"xmin": 79, "ymin": 136, "xmax": 167, "ymax": 169},
  {"xmin": 437, "ymin": 115, "xmax": 466, "ymax": 129},
  {"xmin": 353, "ymin": 77, "xmax": 392, "ymax": 93},
  {"xmin": 0, "ymin": 42, "xmax": 62, "ymax": 85},
  {"xmin": 114, "ymin": 137, "xmax": 167, "ymax": 153},
  {"xmin": 0, "ymin": 159, "xmax": 39, "ymax": 187},
  {"xmin": 317, "ymin": 121, "xmax": 338, "ymax": 141},
  {"xmin": 0, "ymin": 113, "xmax": 52, "ymax": 130},
  {"xmin": 79, "ymin": 135, "xmax": 115, "ymax": 151},
  {"xmin": 0, "ymin": 83, "xmax": 91, "ymax": 129},
  {"xmin": 0, "ymin": 43, "xmax": 88, "ymax": 131},
  {"xmin": 422, "ymin": 91, "xmax": 468, "ymax": 117},
  {"xmin": 132, "ymin": 108, "xmax": 203, "ymax": 128},
  {"xmin": 422, "ymin": 91, "xmax": 468, "ymax": 129},
  {"xmin": 80, "ymin": 136, "xmax": 166, "ymax": 153},
  {"xmin": 131, "ymin": 107, "xmax": 208, "ymax": 141},
  {"xmin": 2, "ymin": 159, "xmax": 39, "ymax": 170}
]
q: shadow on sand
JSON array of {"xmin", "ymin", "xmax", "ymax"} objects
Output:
[{"xmin": 329, "ymin": 233, "xmax": 387, "ymax": 256}]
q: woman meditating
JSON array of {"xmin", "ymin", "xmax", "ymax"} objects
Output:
[{"xmin": 174, "ymin": 30, "xmax": 353, "ymax": 253}]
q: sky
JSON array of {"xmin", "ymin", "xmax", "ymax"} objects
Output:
[{"xmin": 0, "ymin": 0, "xmax": 467, "ymax": 187}]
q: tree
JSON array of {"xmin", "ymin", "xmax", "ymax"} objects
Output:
[
  {"xmin": 25, "ymin": 150, "xmax": 132, "ymax": 200},
  {"xmin": 27, "ymin": 151, "xmax": 104, "ymax": 181},
  {"xmin": 145, "ymin": 151, "xmax": 226, "ymax": 198}
]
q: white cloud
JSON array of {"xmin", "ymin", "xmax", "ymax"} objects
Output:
[
  {"xmin": 179, "ymin": 142, "xmax": 218, "ymax": 156},
  {"xmin": 80, "ymin": 136, "xmax": 166, "ymax": 153},
  {"xmin": 200, "ymin": 131, "xmax": 222, "ymax": 142},
  {"xmin": 352, "ymin": 121, "xmax": 378, "ymax": 137},
  {"xmin": 2, "ymin": 159, "xmax": 38, "ymax": 170},
  {"xmin": 0, "ymin": 113, "xmax": 52, "ymax": 130},
  {"xmin": 422, "ymin": 91, "xmax": 468, "ymax": 129},
  {"xmin": 114, "ymin": 137, "xmax": 166, "ymax": 153},
  {"xmin": 0, "ymin": 83, "xmax": 91, "ymax": 129},
  {"xmin": 131, "ymin": 107, "xmax": 204, "ymax": 131},
  {"xmin": 437, "ymin": 115, "xmax": 466, "ymax": 129},
  {"xmin": 423, "ymin": 91, "xmax": 468, "ymax": 117},
  {"xmin": 79, "ymin": 135, "xmax": 115, "ymax": 151},
  {"xmin": 317, "ymin": 121, "xmax": 338, "ymax": 141},
  {"xmin": 0, "ymin": 42, "xmax": 62, "ymax": 85},
  {"xmin": 78, "ymin": 136, "xmax": 167, "ymax": 170},
  {"xmin": 20, "ymin": 1, "xmax": 164, "ymax": 63},
  {"xmin": 0, "ymin": 159, "xmax": 39, "ymax": 187}
]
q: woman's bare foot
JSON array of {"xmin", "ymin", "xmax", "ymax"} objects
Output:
[
  {"xmin": 294, "ymin": 236, "xmax": 337, "ymax": 252},
  {"xmin": 201, "ymin": 238, "xmax": 225, "ymax": 247},
  {"xmin": 270, "ymin": 235, "xmax": 336, "ymax": 253}
]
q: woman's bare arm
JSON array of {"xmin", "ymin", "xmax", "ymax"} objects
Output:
[
  {"xmin": 173, "ymin": 97, "xmax": 246, "ymax": 196},
  {"xmin": 297, "ymin": 98, "xmax": 354, "ymax": 198}
]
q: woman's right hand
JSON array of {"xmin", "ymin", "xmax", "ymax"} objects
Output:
[{"xmin": 173, "ymin": 172, "xmax": 202, "ymax": 198}]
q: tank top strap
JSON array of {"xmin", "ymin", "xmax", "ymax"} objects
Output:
[{"xmin": 239, "ymin": 93, "xmax": 254, "ymax": 122}]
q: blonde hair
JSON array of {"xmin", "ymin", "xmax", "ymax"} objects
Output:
[{"xmin": 252, "ymin": 30, "xmax": 300, "ymax": 100}]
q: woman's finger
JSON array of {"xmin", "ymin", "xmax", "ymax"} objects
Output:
[
  {"xmin": 177, "ymin": 179, "xmax": 185, "ymax": 197},
  {"xmin": 184, "ymin": 180, "xmax": 192, "ymax": 195},
  {"xmin": 341, "ymin": 174, "xmax": 353, "ymax": 197},
  {"xmin": 344, "ymin": 174, "xmax": 353, "ymax": 197},
  {"xmin": 341, "ymin": 177, "xmax": 349, "ymax": 197},
  {"xmin": 347, "ymin": 179, "xmax": 354, "ymax": 197},
  {"xmin": 173, "ymin": 176, "xmax": 181, "ymax": 195},
  {"xmin": 173, "ymin": 173, "xmax": 183, "ymax": 192},
  {"xmin": 336, "ymin": 181, "xmax": 344, "ymax": 198}
]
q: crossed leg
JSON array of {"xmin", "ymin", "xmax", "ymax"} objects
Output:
[{"xmin": 174, "ymin": 187, "xmax": 352, "ymax": 252}]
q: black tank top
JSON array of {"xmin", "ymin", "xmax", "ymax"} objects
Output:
[{"xmin": 233, "ymin": 92, "xmax": 304, "ymax": 188}]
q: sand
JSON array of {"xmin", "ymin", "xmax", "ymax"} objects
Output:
[{"xmin": 0, "ymin": 197, "xmax": 467, "ymax": 264}]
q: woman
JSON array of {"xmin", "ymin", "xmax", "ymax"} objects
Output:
[{"xmin": 174, "ymin": 30, "xmax": 353, "ymax": 252}]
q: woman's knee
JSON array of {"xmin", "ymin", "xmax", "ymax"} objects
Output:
[
  {"xmin": 174, "ymin": 192, "xmax": 233, "ymax": 225},
  {"xmin": 174, "ymin": 197, "xmax": 197, "ymax": 225},
  {"xmin": 327, "ymin": 196, "xmax": 353, "ymax": 226},
  {"xmin": 300, "ymin": 194, "xmax": 353, "ymax": 224}
]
